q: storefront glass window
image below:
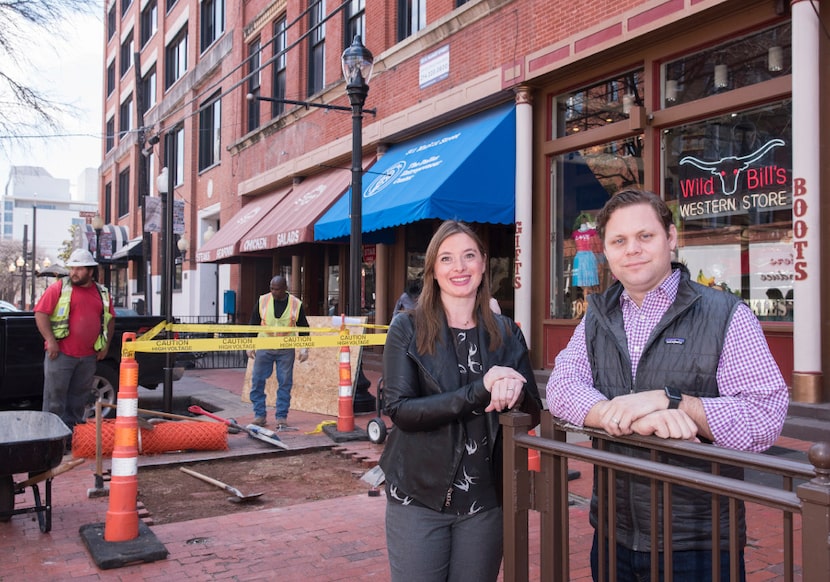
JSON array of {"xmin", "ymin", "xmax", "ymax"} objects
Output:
[
  {"xmin": 663, "ymin": 23, "xmax": 790, "ymax": 108},
  {"xmin": 663, "ymin": 101, "xmax": 793, "ymax": 321},
  {"xmin": 553, "ymin": 69, "xmax": 644, "ymax": 137},
  {"xmin": 549, "ymin": 136, "xmax": 644, "ymax": 318}
]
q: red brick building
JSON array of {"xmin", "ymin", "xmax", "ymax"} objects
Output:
[{"xmin": 100, "ymin": 0, "xmax": 829, "ymax": 402}]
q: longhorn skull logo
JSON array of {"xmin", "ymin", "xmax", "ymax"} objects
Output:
[{"xmin": 679, "ymin": 139, "xmax": 785, "ymax": 195}]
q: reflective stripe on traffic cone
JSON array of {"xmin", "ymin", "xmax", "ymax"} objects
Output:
[
  {"xmin": 104, "ymin": 333, "xmax": 140, "ymax": 542},
  {"xmin": 337, "ymin": 345, "xmax": 354, "ymax": 432}
]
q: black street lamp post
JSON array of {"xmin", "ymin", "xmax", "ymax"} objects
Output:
[
  {"xmin": 342, "ymin": 35, "xmax": 374, "ymax": 318},
  {"xmin": 341, "ymin": 36, "xmax": 376, "ymax": 413},
  {"xmin": 156, "ymin": 133, "xmax": 176, "ymax": 413},
  {"xmin": 245, "ymin": 36, "xmax": 376, "ymax": 412}
]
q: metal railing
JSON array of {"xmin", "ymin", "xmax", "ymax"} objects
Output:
[
  {"xmin": 173, "ymin": 315, "xmax": 248, "ymax": 369},
  {"xmin": 501, "ymin": 411, "xmax": 830, "ymax": 581}
]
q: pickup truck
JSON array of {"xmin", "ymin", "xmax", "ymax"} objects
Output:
[{"xmin": 0, "ymin": 310, "xmax": 184, "ymax": 416}]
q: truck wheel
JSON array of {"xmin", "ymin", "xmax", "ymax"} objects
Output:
[{"xmin": 85, "ymin": 363, "xmax": 119, "ymax": 420}]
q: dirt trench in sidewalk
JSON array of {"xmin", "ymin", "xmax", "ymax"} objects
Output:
[{"xmin": 137, "ymin": 450, "xmax": 373, "ymax": 525}]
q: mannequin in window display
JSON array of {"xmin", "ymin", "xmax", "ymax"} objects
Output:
[{"xmin": 572, "ymin": 212, "xmax": 601, "ymax": 295}]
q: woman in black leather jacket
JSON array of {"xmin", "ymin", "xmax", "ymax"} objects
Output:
[{"xmin": 380, "ymin": 220, "xmax": 541, "ymax": 582}]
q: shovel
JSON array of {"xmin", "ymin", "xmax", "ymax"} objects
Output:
[{"xmin": 179, "ymin": 467, "xmax": 264, "ymax": 503}]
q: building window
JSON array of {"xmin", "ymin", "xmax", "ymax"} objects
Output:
[
  {"xmin": 140, "ymin": 0, "xmax": 158, "ymax": 47},
  {"xmin": 200, "ymin": 0, "xmax": 225, "ymax": 53},
  {"xmin": 198, "ymin": 93, "xmax": 221, "ymax": 171},
  {"xmin": 247, "ymin": 38, "xmax": 261, "ymax": 132},
  {"xmin": 664, "ymin": 101, "xmax": 793, "ymax": 320},
  {"xmin": 165, "ymin": 25, "xmax": 188, "ymax": 89},
  {"xmin": 119, "ymin": 95, "xmax": 133, "ymax": 138},
  {"xmin": 104, "ymin": 183, "xmax": 113, "ymax": 223},
  {"xmin": 271, "ymin": 18, "xmax": 287, "ymax": 119},
  {"xmin": 120, "ymin": 30, "xmax": 134, "ymax": 77},
  {"xmin": 172, "ymin": 125, "xmax": 185, "ymax": 186},
  {"xmin": 344, "ymin": 0, "xmax": 365, "ymax": 49},
  {"xmin": 663, "ymin": 23, "xmax": 791, "ymax": 108},
  {"xmin": 139, "ymin": 65, "xmax": 156, "ymax": 114},
  {"xmin": 547, "ymin": 70, "xmax": 645, "ymax": 319},
  {"xmin": 397, "ymin": 0, "xmax": 426, "ymax": 41},
  {"xmin": 121, "ymin": 0, "xmax": 133, "ymax": 17},
  {"xmin": 107, "ymin": 61, "xmax": 116, "ymax": 96},
  {"xmin": 308, "ymin": 0, "xmax": 325, "ymax": 96},
  {"xmin": 118, "ymin": 168, "xmax": 131, "ymax": 218},
  {"xmin": 107, "ymin": 4, "xmax": 117, "ymax": 41},
  {"xmin": 166, "ymin": 0, "xmax": 178, "ymax": 13},
  {"xmin": 106, "ymin": 117, "xmax": 115, "ymax": 152}
]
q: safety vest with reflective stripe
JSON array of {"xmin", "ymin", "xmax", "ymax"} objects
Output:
[
  {"xmin": 50, "ymin": 278, "xmax": 113, "ymax": 351},
  {"xmin": 257, "ymin": 293, "xmax": 301, "ymax": 337}
]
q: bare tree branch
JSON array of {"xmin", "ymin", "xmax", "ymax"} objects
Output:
[{"xmin": 0, "ymin": 0, "xmax": 99, "ymax": 154}]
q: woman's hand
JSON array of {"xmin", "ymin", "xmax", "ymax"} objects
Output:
[{"xmin": 483, "ymin": 366, "xmax": 527, "ymax": 412}]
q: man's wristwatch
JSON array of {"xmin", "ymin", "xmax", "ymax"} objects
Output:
[{"xmin": 664, "ymin": 386, "xmax": 682, "ymax": 409}]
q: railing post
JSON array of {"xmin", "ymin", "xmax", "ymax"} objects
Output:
[
  {"xmin": 501, "ymin": 411, "xmax": 533, "ymax": 582},
  {"xmin": 540, "ymin": 413, "xmax": 571, "ymax": 582},
  {"xmin": 798, "ymin": 442, "xmax": 830, "ymax": 581}
]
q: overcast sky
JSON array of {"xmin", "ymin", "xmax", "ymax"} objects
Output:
[{"xmin": 0, "ymin": 9, "xmax": 103, "ymax": 196}]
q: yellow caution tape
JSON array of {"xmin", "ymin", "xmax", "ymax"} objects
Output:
[
  {"xmin": 306, "ymin": 420, "xmax": 337, "ymax": 434},
  {"xmin": 121, "ymin": 321, "xmax": 388, "ymax": 357}
]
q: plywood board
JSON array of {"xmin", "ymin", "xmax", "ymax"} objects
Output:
[{"xmin": 241, "ymin": 316, "xmax": 366, "ymax": 416}]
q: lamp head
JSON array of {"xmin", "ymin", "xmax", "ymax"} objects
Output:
[
  {"xmin": 341, "ymin": 36, "xmax": 374, "ymax": 87},
  {"xmin": 157, "ymin": 167, "xmax": 169, "ymax": 194},
  {"xmin": 92, "ymin": 214, "xmax": 105, "ymax": 231}
]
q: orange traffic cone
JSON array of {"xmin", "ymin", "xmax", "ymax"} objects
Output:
[
  {"xmin": 103, "ymin": 334, "xmax": 140, "ymax": 542},
  {"xmin": 528, "ymin": 427, "xmax": 540, "ymax": 472},
  {"xmin": 337, "ymin": 344, "xmax": 355, "ymax": 432}
]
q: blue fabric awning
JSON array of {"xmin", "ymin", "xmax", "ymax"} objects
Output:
[{"xmin": 314, "ymin": 103, "xmax": 516, "ymax": 241}]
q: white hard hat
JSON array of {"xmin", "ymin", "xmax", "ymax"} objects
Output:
[{"xmin": 66, "ymin": 248, "xmax": 98, "ymax": 267}]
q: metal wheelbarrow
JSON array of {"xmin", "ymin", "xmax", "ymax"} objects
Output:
[{"xmin": 0, "ymin": 411, "xmax": 78, "ymax": 533}]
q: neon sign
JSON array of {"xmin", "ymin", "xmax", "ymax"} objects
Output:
[{"xmin": 679, "ymin": 139, "xmax": 786, "ymax": 195}]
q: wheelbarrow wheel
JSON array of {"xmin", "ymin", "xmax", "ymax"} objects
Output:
[
  {"xmin": 0, "ymin": 475, "xmax": 12, "ymax": 522},
  {"xmin": 367, "ymin": 417, "xmax": 387, "ymax": 444}
]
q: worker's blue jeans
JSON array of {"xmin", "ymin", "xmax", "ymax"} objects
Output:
[{"xmin": 250, "ymin": 348, "xmax": 295, "ymax": 420}]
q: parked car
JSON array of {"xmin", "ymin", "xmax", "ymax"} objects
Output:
[{"xmin": 0, "ymin": 301, "xmax": 19, "ymax": 312}]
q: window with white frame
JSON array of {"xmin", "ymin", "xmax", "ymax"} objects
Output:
[
  {"xmin": 308, "ymin": 0, "xmax": 325, "ymax": 96},
  {"xmin": 247, "ymin": 38, "xmax": 261, "ymax": 132},
  {"xmin": 165, "ymin": 25, "xmax": 188, "ymax": 89},
  {"xmin": 200, "ymin": 0, "xmax": 225, "ymax": 53},
  {"xmin": 140, "ymin": 65, "xmax": 156, "ymax": 114},
  {"xmin": 140, "ymin": 0, "xmax": 158, "ymax": 47},
  {"xmin": 271, "ymin": 17, "xmax": 287, "ymax": 119},
  {"xmin": 397, "ymin": 0, "xmax": 426, "ymax": 41},
  {"xmin": 119, "ymin": 94, "xmax": 133, "ymax": 138},
  {"xmin": 118, "ymin": 167, "xmax": 131, "ymax": 218},
  {"xmin": 344, "ymin": 0, "xmax": 365, "ymax": 49},
  {"xmin": 198, "ymin": 93, "xmax": 221, "ymax": 171},
  {"xmin": 120, "ymin": 30, "xmax": 134, "ymax": 77},
  {"xmin": 173, "ymin": 125, "xmax": 185, "ymax": 186}
]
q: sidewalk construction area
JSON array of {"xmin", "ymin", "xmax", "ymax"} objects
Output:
[{"xmin": 0, "ymin": 366, "xmax": 816, "ymax": 581}]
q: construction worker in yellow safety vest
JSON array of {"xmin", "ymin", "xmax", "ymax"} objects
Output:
[
  {"xmin": 34, "ymin": 248, "xmax": 116, "ymax": 434},
  {"xmin": 247, "ymin": 275, "xmax": 310, "ymax": 429}
]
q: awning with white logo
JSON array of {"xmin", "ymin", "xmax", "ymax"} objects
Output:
[
  {"xmin": 195, "ymin": 185, "xmax": 293, "ymax": 263},
  {"xmin": 239, "ymin": 158, "xmax": 375, "ymax": 254},
  {"xmin": 314, "ymin": 103, "xmax": 516, "ymax": 240}
]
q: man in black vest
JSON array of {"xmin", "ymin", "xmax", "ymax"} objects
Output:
[{"xmin": 547, "ymin": 189, "xmax": 788, "ymax": 581}]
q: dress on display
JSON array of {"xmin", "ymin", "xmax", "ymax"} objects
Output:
[{"xmin": 572, "ymin": 226, "xmax": 599, "ymax": 287}]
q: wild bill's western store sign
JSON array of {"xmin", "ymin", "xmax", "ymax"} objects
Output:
[{"xmin": 675, "ymin": 138, "xmax": 790, "ymax": 219}]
